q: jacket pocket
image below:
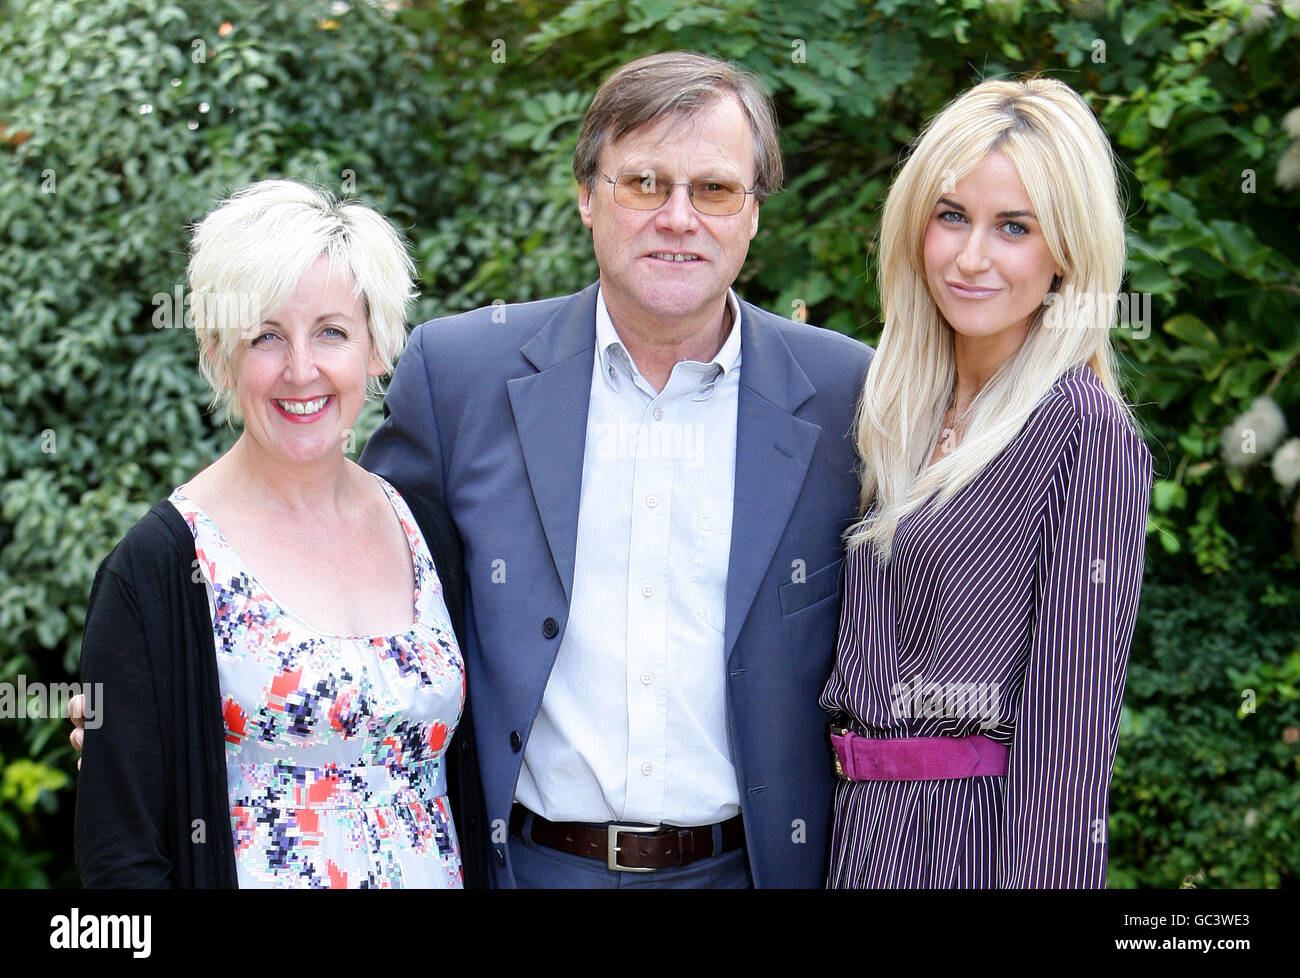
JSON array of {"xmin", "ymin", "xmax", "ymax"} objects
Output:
[{"xmin": 778, "ymin": 557, "xmax": 844, "ymax": 617}]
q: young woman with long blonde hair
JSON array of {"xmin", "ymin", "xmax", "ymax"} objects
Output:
[{"xmin": 820, "ymin": 78, "xmax": 1153, "ymax": 888}]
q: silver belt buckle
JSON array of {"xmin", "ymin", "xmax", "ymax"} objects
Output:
[{"xmin": 607, "ymin": 823, "xmax": 659, "ymax": 872}]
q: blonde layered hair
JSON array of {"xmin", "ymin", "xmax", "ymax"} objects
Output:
[
  {"xmin": 188, "ymin": 180, "xmax": 416, "ymax": 422},
  {"xmin": 846, "ymin": 77, "xmax": 1133, "ymax": 560}
]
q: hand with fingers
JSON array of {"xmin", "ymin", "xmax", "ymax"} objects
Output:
[{"xmin": 68, "ymin": 693, "xmax": 84, "ymax": 769}]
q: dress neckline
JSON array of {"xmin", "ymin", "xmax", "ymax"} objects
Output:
[{"xmin": 169, "ymin": 474, "xmax": 428, "ymax": 641}]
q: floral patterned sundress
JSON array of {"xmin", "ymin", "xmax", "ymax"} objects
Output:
[{"xmin": 169, "ymin": 475, "xmax": 464, "ymax": 889}]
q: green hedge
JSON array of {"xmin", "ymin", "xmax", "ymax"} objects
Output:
[{"xmin": 1, "ymin": 0, "xmax": 1297, "ymax": 887}]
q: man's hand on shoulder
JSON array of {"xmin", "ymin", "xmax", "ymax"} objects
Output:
[{"xmin": 68, "ymin": 693, "xmax": 84, "ymax": 769}]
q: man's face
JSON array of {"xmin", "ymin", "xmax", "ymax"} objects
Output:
[{"xmin": 578, "ymin": 95, "xmax": 760, "ymax": 332}]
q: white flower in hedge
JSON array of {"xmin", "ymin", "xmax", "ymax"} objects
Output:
[
  {"xmin": 1244, "ymin": 0, "xmax": 1277, "ymax": 33},
  {"xmin": 1284, "ymin": 107, "xmax": 1300, "ymax": 141},
  {"xmin": 1277, "ymin": 143, "xmax": 1300, "ymax": 191},
  {"xmin": 1284, "ymin": 0, "xmax": 1300, "ymax": 18},
  {"xmin": 1220, "ymin": 396, "xmax": 1287, "ymax": 467},
  {"xmin": 1271, "ymin": 437, "xmax": 1300, "ymax": 489}
]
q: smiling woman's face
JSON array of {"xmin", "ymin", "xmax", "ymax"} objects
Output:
[
  {"xmin": 922, "ymin": 152, "xmax": 1063, "ymax": 351},
  {"xmin": 233, "ymin": 254, "xmax": 382, "ymax": 468}
]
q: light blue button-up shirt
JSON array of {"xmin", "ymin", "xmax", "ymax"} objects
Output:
[{"xmin": 514, "ymin": 287, "xmax": 743, "ymax": 826}]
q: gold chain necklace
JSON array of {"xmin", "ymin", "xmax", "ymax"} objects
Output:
[{"xmin": 938, "ymin": 388, "xmax": 973, "ymax": 453}]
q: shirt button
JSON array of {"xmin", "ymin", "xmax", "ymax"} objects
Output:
[
  {"xmin": 646, "ymin": 495, "xmax": 658, "ymax": 508},
  {"xmin": 653, "ymin": 406, "xmax": 664, "ymax": 420},
  {"xmin": 642, "ymin": 583, "xmax": 655, "ymax": 597},
  {"xmin": 640, "ymin": 671, "xmax": 653, "ymax": 686},
  {"xmin": 608, "ymin": 365, "xmax": 617, "ymax": 379},
  {"xmin": 641, "ymin": 762, "xmax": 653, "ymax": 776}
]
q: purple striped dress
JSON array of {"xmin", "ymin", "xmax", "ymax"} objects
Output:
[{"xmin": 819, "ymin": 365, "xmax": 1153, "ymax": 888}]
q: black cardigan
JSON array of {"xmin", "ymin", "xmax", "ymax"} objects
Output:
[{"xmin": 74, "ymin": 490, "xmax": 489, "ymax": 888}]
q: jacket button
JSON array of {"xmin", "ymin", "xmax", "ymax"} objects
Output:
[
  {"xmin": 542, "ymin": 617, "xmax": 559, "ymax": 638},
  {"xmin": 494, "ymin": 848, "xmax": 505, "ymax": 866},
  {"xmin": 510, "ymin": 730, "xmax": 522, "ymax": 751}
]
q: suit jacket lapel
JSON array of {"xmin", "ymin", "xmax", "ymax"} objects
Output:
[
  {"xmin": 505, "ymin": 286, "xmax": 822, "ymax": 648},
  {"xmin": 725, "ymin": 303, "xmax": 821, "ymax": 661},
  {"xmin": 506, "ymin": 284, "xmax": 599, "ymax": 605}
]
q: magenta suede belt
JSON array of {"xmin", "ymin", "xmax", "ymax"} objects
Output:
[{"xmin": 829, "ymin": 727, "xmax": 1009, "ymax": 781}]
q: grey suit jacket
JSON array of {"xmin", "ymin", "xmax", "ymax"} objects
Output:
[{"xmin": 361, "ymin": 282, "xmax": 872, "ymax": 886}]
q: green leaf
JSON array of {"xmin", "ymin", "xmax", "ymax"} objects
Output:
[
  {"xmin": 1223, "ymin": 32, "xmax": 1244, "ymax": 66},
  {"xmin": 1163, "ymin": 313, "xmax": 1219, "ymax": 350},
  {"xmin": 1152, "ymin": 480, "xmax": 1186, "ymax": 513},
  {"xmin": 1208, "ymin": 220, "xmax": 1271, "ymax": 278},
  {"xmin": 1121, "ymin": 4, "xmax": 1173, "ymax": 45},
  {"xmin": 0, "ymin": 759, "xmax": 67, "ymax": 811},
  {"xmin": 1154, "ymin": 191, "xmax": 1200, "ymax": 226},
  {"xmin": 1128, "ymin": 263, "xmax": 1178, "ymax": 294}
]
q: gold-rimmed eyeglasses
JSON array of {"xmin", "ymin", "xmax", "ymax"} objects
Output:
[{"xmin": 600, "ymin": 171, "xmax": 756, "ymax": 217}]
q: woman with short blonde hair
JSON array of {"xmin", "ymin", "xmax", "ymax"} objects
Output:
[
  {"xmin": 76, "ymin": 180, "xmax": 470, "ymax": 888},
  {"xmin": 188, "ymin": 179, "xmax": 414, "ymax": 422},
  {"xmin": 821, "ymin": 78, "xmax": 1153, "ymax": 888}
]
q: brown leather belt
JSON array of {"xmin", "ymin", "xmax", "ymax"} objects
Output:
[{"xmin": 509, "ymin": 803, "xmax": 744, "ymax": 872}]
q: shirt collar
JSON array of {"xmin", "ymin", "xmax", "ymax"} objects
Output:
[{"xmin": 595, "ymin": 287, "xmax": 742, "ymax": 392}]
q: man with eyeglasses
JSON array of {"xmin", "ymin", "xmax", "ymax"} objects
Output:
[{"xmin": 362, "ymin": 50, "xmax": 873, "ymax": 888}]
